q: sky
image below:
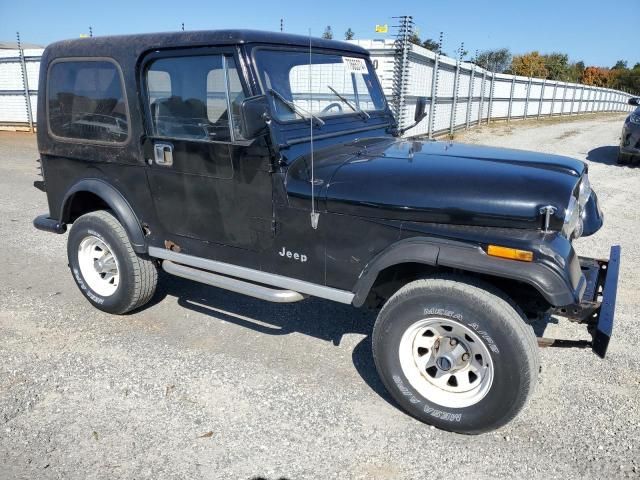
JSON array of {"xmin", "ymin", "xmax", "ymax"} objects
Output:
[{"xmin": 1, "ymin": 0, "xmax": 638, "ymax": 67}]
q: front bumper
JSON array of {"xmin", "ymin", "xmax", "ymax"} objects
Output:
[{"xmin": 549, "ymin": 245, "xmax": 621, "ymax": 358}]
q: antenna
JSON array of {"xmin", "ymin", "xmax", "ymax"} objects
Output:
[{"xmin": 309, "ymin": 28, "xmax": 319, "ymax": 230}]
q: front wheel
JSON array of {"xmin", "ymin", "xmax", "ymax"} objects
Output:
[
  {"xmin": 372, "ymin": 276, "xmax": 539, "ymax": 434},
  {"xmin": 67, "ymin": 210, "xmax": 158, "ymax": 314}
]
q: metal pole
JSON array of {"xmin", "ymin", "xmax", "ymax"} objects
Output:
[
  {"xmin": 427, "ymin": 55, "xmax": 439, "ymax": 139},
  {"xmin": 598, "ymin": 89, "xmax": 603, "ymax": 112},
  {"xmin": 487, "ymin": 73, "xmax": 495, "ymax": 124},
  {"xmin": 465, "ymin": 65, "xmax": 475, "ymax": 129},
  {"xmin": 16, "ymin": 32, "xmax": 34, "ymax": 133},
  {"xmin": 450, "ymin": 59, "xmax": 461, "ymax": 136},
  {"xmin": 560, "ymin": 82, "xmax": 567, "ymax": 116},
  {"xmin": 477, "ymin": 70, "xmax": 486, "ymax": 126},
  {"xmin": 507, "ymin": 75, "xmax": 516, "ymax": 122},
  {"xmin": 550, "ymin": 81, "xmax": 558, "ymax": 117},
  {"xmin": 537, "ymin": 79, "xmax": 546, "ymax": 119},
  {"xmin": 569, "ymin": 85, "xmax": 576, "ymax": 115},
  {"xmin": 523, "ymin": 77, "xmax": 532, "ymax": 120},
  {"xmin": 577, "ymin": 86, "xmax": 584, "ymax": 114}
]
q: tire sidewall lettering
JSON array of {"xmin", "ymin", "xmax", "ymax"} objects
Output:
[
  {"xmin": 374, "ymin": 286, "xmax": 532, "ymax": 432},
  {"xmin": 68, "ymin": 216, "xmax": 130, "ymax": 311}
]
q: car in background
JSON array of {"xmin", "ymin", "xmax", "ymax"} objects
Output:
[{"xmin": 619, "ymin": 97, "xmax": 640, "ymax": 164}]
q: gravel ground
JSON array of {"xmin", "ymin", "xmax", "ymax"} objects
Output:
[{"xmin": 1, "ymin": 114, "xmax": 639, "ymax": 479}]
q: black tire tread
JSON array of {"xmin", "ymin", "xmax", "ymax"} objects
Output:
[
  {"xmin": 372, "ymin": 273, "xmax": 539, "ymax": 432},
  {"xmin": 74, "ymin": 210, "xmax": 157, "ymax": 314}
]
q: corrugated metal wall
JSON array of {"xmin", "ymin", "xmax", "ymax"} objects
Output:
[
  {"xmin": 0, "ymin": 48, "xmax": 42, "ymax": 126},
  {"xmin": 352, "ymin": 39, "xmax": 635, "ymax": 137},
  {"xmin": 0, "ymin": 42, "xmax": 634, "ymax": 135}
]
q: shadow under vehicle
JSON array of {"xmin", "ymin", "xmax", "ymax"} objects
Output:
[{"xmin": 33, "ymin": 30, "xmax": 620, "ymax": 434}]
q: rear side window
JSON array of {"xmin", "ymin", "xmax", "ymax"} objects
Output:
[{"xmin": 47, "ymin": 60, "xmax": 129, "ymax": 143}]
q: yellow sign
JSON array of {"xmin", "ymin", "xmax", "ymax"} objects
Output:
[
  {"xmin": 80, "ymin": 33, "xmax": 90, "ymax": 38},
  {"xmin": 375, "ymin": 24, "xmax": 388, "ymax": 33}
]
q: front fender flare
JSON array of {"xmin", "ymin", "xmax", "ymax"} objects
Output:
[
  {"xmin": 61, "ymin": 178, "xmax": 147, "ymax": 254},
  {"xmin": 352, "ymin": 238, "xmax": 439, "ymax": 307},
  {"xmin": 352, "ymin": 237, "xmax": 580, "ymax": 308}
]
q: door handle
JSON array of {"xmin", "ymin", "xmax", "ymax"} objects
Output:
[{"xmin": 154, "ymin": 143, "xmax": 173, "ymax": 166}]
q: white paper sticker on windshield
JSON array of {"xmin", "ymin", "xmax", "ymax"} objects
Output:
[{"xmin": 343, "ymin": 57, "xmax": 368, "ymax": 73}]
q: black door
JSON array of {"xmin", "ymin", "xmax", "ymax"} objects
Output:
[{"xmin": 141, "ymin": 51, "xmax": 272, "ymax": 250}]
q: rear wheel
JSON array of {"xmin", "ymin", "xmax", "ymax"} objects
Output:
[
  {"xmin": 372, "ymin": 275, "xmax": 538, "ymax": 434},
  {"xmin": 67, "ymin": 210, "xmax": 157, "ymax": 314}
]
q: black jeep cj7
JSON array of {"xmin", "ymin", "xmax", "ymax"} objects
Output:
[{"xmin": 34, "ymin": 30, "xmax": 620, "ymax": 434}]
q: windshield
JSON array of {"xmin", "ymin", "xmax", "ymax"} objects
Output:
[{"xmin": 254, "ymin": 49, "xmax": 387, "ymax": 122}]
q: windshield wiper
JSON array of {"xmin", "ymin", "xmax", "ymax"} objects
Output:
[
  {"xmin": 268, "ymin": 88, "xmax": 325, "ymax": 127},
  {"xmin": 327, "ymin": 85, "xmax": 370, "ymax": 120}
]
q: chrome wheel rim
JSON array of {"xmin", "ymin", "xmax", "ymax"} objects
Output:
[
  {"xmin": 399, "ymin": 317, "xmax": 494, "ymax": 408},
  {"xmin": 77, "ymin": 235, "xmax": 120, "ymax": 297}
]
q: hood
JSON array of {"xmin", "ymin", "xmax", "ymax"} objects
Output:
[{"xmin": 286, "ymin": 138, "xmax": 585, "ymax": 230}]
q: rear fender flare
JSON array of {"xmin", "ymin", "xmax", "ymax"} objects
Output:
[{"xmin": 61, "ymin": 178, "xmax": 147, "ymax": 254}]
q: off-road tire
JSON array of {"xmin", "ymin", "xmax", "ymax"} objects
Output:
[
  {"xmin": 372, "ymin": 275, "xmax": 539, "ymax": 434},
  {"xmin": 67, "ymin": 210, "xmax": 157, "ymax": 314}
]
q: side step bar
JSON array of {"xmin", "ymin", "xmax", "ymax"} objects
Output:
[
  {"xmin": 149, "ymin": 246, "xmax": 355, "ymax": 305},
  {"xmin": 162, "ymin": 260, "xmax": 305, "ymax": 303}
]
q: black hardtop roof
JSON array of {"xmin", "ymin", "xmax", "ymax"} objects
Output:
[{"xmin": 43, "ymin": 29, "xmax": 369, "ymax": 59}]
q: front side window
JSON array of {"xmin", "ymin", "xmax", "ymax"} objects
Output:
[
  {"xmin": 254, "ymin": 49, "xmax": 386, "ymax": 122},
  {"xmin": 47, "ymin": 60, "xmax": 129, "ymax": 143},
  {"xmin": 145, "ymin": 55, "xmax": 246, "ymax": 142}
]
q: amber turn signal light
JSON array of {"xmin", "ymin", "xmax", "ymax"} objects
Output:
[{"xmin": 487, "ymin": 245, "xmax": 534, "ymax": 262}]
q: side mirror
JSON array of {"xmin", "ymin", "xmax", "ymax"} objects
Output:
[
  {"xmin": 628, "ymin": 97, "xmax": 640, "ymax": 106},
  {"xmin": 239, "ymin": 95, "xmax": 269, "ymax": 140},
  {"xmin": 414, "ymin": 96, "xmax": 428, "ymax": 122}
]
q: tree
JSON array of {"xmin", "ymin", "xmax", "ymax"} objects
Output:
[
  {"xmin": 344, "ymin": 28, "xmax": 355, "ymax": 40},
  {"xmin": 543, "ymin": 52, "xmax": 570, "ymax": 80},
  {"xmin": 322, "ymin": 26, "xmax": 333, "ymax": 39},
  {"xmin": 612, "ymin": 60, "xmax": 628, "ymax": 70},
  {"xmin": 421, "ymin": 38, "xmax": 440, "ymax": 52},
  {"xmin": 511, "ymin": 51, "xmax": 548, "ymax": 77},
  {"xmin": 408, "ymin": 32, "xmax": 421, "ymax": 46},
  {"xmin": 612, "ymin": 64, "xmax": 640, "ymax": 94},
  {"xmin": 581, "ymin": 66, "xmax": 613, "ymax": 87},
  {"xmin": 566, "ymin": 60, "xmax": 585, "ymax": 82},
  {"xmin": 475, "ymin": 48, "xmax": 512, "ymax": 73}
]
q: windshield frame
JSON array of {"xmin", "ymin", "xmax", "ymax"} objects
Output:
[{"xmin": 251, "ymin": 45, "xmax": 389, "ymax": 126}]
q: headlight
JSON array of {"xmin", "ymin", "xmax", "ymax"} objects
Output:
[
  {"xmin": 630, "ymin": 113, "xmax": 640, "ymax": 125},
  {"xmin": 562, "ymin": 196, "xmax": 581, "ymax": 238},
  {"xmin": 578, "ymin": 174, "xmax": 591, "ymax": 208}
]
